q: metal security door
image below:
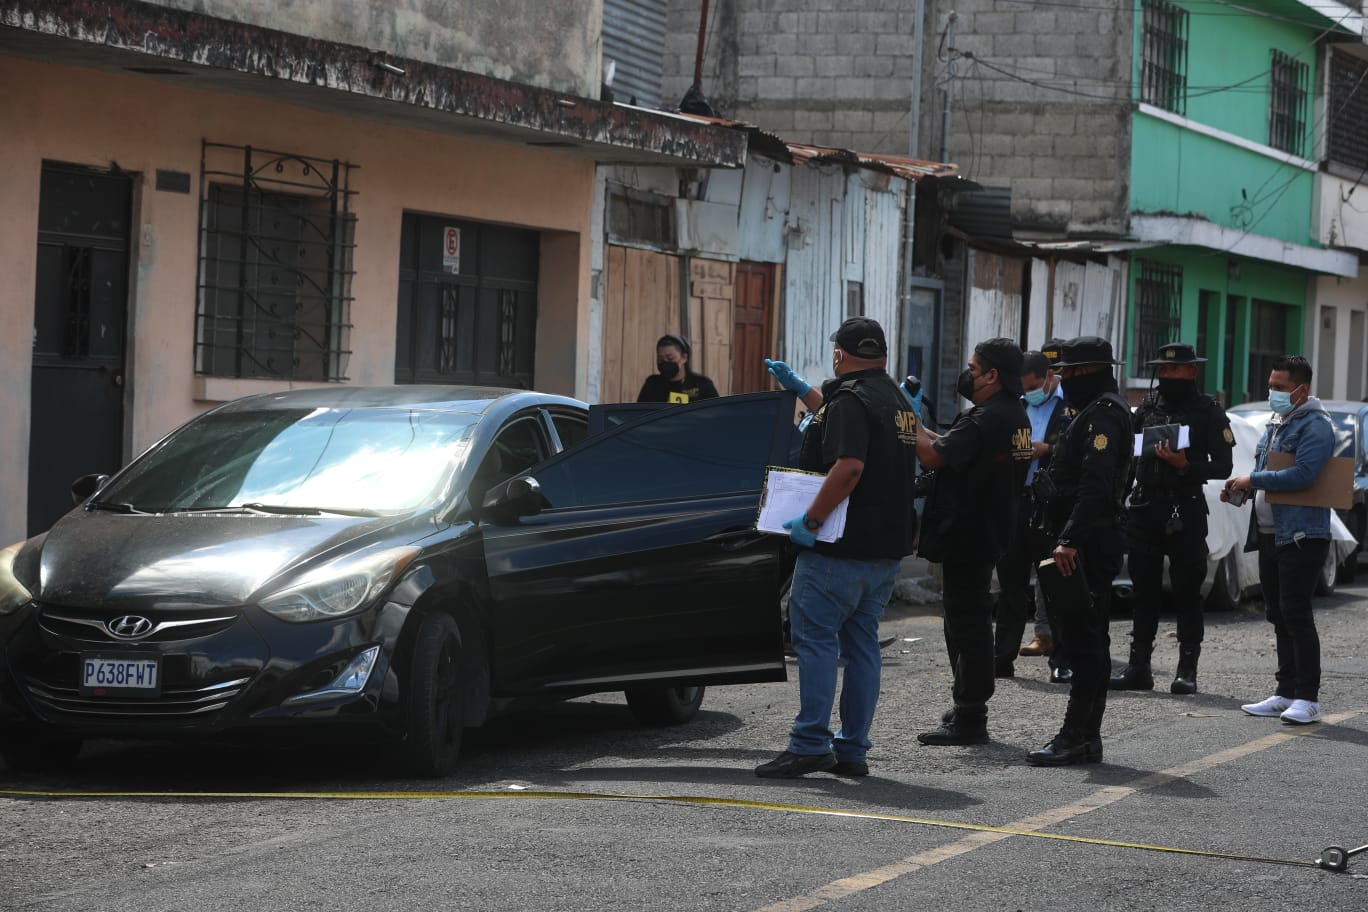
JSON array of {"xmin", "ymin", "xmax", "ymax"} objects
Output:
[{"xmin": 28, "ymin": 163, "xmax": 131, "ymax": 534}]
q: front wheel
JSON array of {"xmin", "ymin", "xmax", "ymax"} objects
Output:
[
  {"xmin": 1205, "ymin": 553, "xmax": 1240, "ymax": 611},
  {"xmin": 398, "ymin": 612, "xmax": 466, "ymax": 777},
  {"xmin": 625, "ymin": 685, "xmax": 706, "ymax": 725}
]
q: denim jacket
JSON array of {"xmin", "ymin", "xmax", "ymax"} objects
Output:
[{"xmin": 1243, "ymin": 397, "xmax": 1334, "ymax": 549}]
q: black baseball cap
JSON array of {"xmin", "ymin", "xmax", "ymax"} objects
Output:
[
  {"xmin": 1042, "ymin": 338, "xmax": 1067, "ymax": 368},
  {"xmin": 974, "ymin": 338, "xmax": 1025, "ymax": 394},
  {"xmin": 1145, "ymin": 341, "xmax": 1207, "ymax": 365},
  {"xmin": 830, "ymin": 317, "xmax": 888, "ymax": 358},
  {"xmin": 1055, "ymin": 336, "xmax": 1122, "ymax": 367}
]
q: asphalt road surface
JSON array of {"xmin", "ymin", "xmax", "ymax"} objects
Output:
[{"xmin": 4, "ymin": 579, "xmax": 1368, "ymax": 911}]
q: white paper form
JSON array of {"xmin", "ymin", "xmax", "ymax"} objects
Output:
[
  {"xmin": 1133, "ymin": 425, "xmax": 1191, "ymax": 456},
  {"xmin": 754, "ymin": 467, "xmax": 849, "ymax": 543}
]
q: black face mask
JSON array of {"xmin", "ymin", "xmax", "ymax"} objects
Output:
[
  {"xmin": 956, "ymin": 368, "xmax": 977, "ymax": 402},
  {"xmin": 1156, "ymin": 378, "xmax": 1197, "ymax": 402},
  {"xmin": 1061, "ymin": 372, "xmax": 1110, "ymax": 408},
  {"xmin": 657, "ymin": 360, "xmax": 680, "ymax": 379}
]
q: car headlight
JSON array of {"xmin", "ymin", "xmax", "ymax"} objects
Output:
[
  {"xmin": 0, "ymin": 542, "xmax": 34, "ymax": 616},
  {"xmin": 259, "ymin": 547, "xmax": 420, "ymax": 623}
]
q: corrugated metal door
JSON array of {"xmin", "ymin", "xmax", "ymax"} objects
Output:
[{"xmin": 602, "ymin": 0, "xmax": 667, "ymax": 108}]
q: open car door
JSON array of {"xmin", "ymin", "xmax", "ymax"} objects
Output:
[{"xmin": 480, "ymin": 392, "xmax": 797, "ymax": 695}]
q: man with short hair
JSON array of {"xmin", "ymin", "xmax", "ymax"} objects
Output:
[
  {"xmin": 1225, "ymin": 355, "xmax": 1333, "ymax": 725},
  {"xmin": 915, "ymin": 339, "xmax": 1034, "ymax": 746},
  {"xmin": 994, "ymin": 350, "xmax": 1074, "ymax": 681},
  {"xmin": 755, "ymin": 317, "xmax": 919, "ymax": 778}
]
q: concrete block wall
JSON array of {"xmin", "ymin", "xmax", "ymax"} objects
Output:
[{"xmin": 665, "ymin": 0, "xmax": 1134, "ymax": 238}]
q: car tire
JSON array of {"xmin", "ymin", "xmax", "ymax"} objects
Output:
[
  {"xmin": 398, "ymin": 612, "xmax": 466, "ymax": 777},
  {"xmin": 1205, "ymin": 553, "xmax": 1241, "ymax": 612},
  {"xmin": 624, "ymin": 685, "xmax": 706, "ymax": 725},
  {"xmin": 0, "ymin": 733, "xmax": 82, "ymax": 772},
  {"xmin": 1316, "ymin": 546, "xmax": 1339, "ymax": 597}
]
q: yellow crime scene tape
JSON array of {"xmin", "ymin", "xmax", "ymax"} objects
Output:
[{"xmin": 0, "ymin": 786, "xmax": 1322, "ymax": 870}]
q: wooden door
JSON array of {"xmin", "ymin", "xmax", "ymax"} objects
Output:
[
  {"xmin": 731, "ymin": 261, "xmax": 775, "ymax": 394},
  {"xmin": 601, "ymin": 245, "xmax": 680, "ymax": 403}
]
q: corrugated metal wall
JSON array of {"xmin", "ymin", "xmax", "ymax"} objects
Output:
[
  {"xmin": 857, "ymin": 172, "xmax": 908, "ymax": 361},
  {"xmin": 782, "ymin": 165, "xmax": 849, "ymax": 385},
  {"xmin": 736, "ymin": 157, "xmax": 791, "ymax": 264},
  {"xmin": 602, "ymin": 0, "xmax": 667, "ymax": 108}
]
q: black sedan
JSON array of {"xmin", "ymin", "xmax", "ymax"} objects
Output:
[{"xmin": 0, "ymin": 386, "xmax": 796, "ymax": 775}]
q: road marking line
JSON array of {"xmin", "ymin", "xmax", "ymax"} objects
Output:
[{"xmin": 751, "ymin": 712, "xmax": 1359, "ymax": 912}]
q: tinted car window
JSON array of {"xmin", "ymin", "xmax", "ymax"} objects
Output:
[
  {"xmin": 101, "ymin": 407, "xmax": 478, "ymax": 513},
  {"xmin": 470, "ymin": 417, "xmax": 548, "ymax": 506},
  {"xmin": 550, "ymin": 412, "xmax": 589, "ymax": 451},
  {"xmin": 533, "ymin": 398, "xmax": 782, "ymax": 508}
]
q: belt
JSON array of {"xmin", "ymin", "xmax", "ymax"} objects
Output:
[{"xmin": 1136, "ymin": 487, "xmax": 1203, "ymax": 500}]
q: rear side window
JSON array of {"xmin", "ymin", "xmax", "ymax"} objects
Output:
[
  {"xmin": 550, "ymin": 412, "xmax": 589, "ymax": 451},
  {"xmin": 533, "ymin": 397, "xmax": 784, "ymax": 508}
]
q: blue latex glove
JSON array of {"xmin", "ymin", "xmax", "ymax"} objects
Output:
[
  {"xmin": 765, "ymin": 359, "xmax": 811, "ymax": 397},
  {"xmin": 782, "ymin": 513, "xmax": 817, "ymax": 548}
]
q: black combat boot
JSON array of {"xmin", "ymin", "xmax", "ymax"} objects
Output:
[
  {"xmin": 1083, "ymin": 692, "xmax": 1106, "ymax": 763},
  {"xmin": 1171, "ymin": 644, "xmax": 1201, "ymax": 695},
  {"xmin": 919, "ymin": 707, "xmax": 989, "ymax": 745},
  {"xmin": 1108, "ymin": 644, "xmax": 1154, "ymax": 691}
]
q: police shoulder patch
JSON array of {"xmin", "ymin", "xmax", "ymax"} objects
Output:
[
  {"xmin": 1223, "ymin": 427, "xmax": 1235, "ymax": 445},
  {"xmin": 1093, "ymin": 433, "xmax": 1108, "ymax": 451}
]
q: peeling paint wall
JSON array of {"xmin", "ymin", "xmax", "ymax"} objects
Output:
[{"xmin": 142, "ymin": 0, "xmax": 604, "ymax": 97}]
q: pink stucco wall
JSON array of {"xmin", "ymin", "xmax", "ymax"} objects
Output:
[{"xmin": 0, "ymin": 56, "xmax": 595, "ymax": 544}]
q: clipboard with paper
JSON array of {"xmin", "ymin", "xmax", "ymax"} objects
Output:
[{"xmin": 754, "ymin": 467, "xmax": 849, "ymax": 543}]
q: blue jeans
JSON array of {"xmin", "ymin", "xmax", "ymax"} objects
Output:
[{"xmin": 787, "ymin": 550, "xmax": 901, "ymax": 761}]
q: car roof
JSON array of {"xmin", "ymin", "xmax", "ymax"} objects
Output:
[{"xmin": 213, "ymin": 385, "xmax": 586, "ymax": 416}]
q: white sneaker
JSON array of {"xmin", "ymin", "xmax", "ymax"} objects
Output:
[
  {"xmin": 1280, "ymin": 699, "xmax": 1322, "ymax": 725},
  {"xmin": 1242, "ymin": 695, "xmax": 1292, "ymax": 717}
]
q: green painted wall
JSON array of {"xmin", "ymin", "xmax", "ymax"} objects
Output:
[
  {"xmin": 1127, "ymin": 248, "xmax": 1307, "ymax": 405},
  {"xmin": 1129, "ymin": 1, "xmax": 1323, "ymax": 244}
]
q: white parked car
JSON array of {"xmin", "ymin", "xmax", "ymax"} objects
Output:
[{"xmin": 1114, "ymin": 413, "xmax": 1358, "ymax": 610}]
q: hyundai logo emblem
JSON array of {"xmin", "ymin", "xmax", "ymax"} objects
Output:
[{"xmin": 106, "ymin": 615, "xmax": 154, "ymax": 639}]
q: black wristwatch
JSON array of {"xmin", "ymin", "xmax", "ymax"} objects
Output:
[{"xmin": 803, "ymin": 515, "xmax": 822, "ymax": 531}]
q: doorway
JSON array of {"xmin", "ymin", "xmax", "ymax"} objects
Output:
[
  {"xmin": 28, "ymin": 163, "xmax": 132, "ymax": 535},
  {"xmin": 731, "ymin": 261, "xmax": 776, "ymax": 394}
]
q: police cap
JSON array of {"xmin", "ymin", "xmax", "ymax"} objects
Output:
[
  {"xmin": 1054, "ymin": 336, "xmax": 1122, "ymax": 368},
  {"xmin": 1144, "ymin": 341, "xmax": 1207, "ymax": 365}
]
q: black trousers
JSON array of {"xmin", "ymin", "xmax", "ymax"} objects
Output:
[
  {"xmin": 1257, "ymin": 533, "xmax": 1327, "ymax": 701},
  {"xmin": 994, "ymin": 496, "xmax": 1060, "ymax": 665},
  {"xmin": 1125, "ymin": 495, "xmax": 1209, "ymax": 650},
  {"xmin": 1051, "ymin": 531, "xmax": 1122, "ymax": 737},
  {"xmin": 942, "ymin": 558, "xmax": 997, "ymax": 719}
]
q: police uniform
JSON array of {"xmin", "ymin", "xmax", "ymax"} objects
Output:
[
  {"xmin": 1110, "ymin": 342, "xmax": 1234, "ymax": 694},
  {"xmin": 1028, "ymin": 337, "xmax": 1133, "ymax": 766}
]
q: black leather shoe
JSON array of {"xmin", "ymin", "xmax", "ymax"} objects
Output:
[
  {"xmin": 1026, "ymin": 733, "xmax": 1094, "ymax": 766},
  {"xmin": 941, "ymin": 707, "xmax": 957, "ymax": 725},
  {"xmin": 1049, "ymin": 666, "xmax": 1073, "ymax": 684},
  {"xmin": 1085, "ymin": 738, "xmax": 1103, "ymax": 763},
  {"xmin": 1108, "ymin": 665, "xmax": 1154, "ymax": 691},
  {"xmin": 1170, "ymin": 673, "xmax": 1197, "ymax": 695},
  {"xmin": 831, "ymin": 759, "xmax": 869, "ymax": 777},
  {"xmin": 918, "ymin": 720, "xmax": 989, "ymax": 746},
  {"xmin": 755, "ymin": 750, "xmax": 837, "ymax": 778},
  {"xmin": 995, "ymin": 657, "xmax": 1015, "ymax": 679}
]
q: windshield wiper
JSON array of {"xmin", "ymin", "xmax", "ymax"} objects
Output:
[
  {"xmin": 85, "ymin": 501, "xmax": 149, "ymax": 514},
  {"xmin": 240, "ymin": 503, "xmax": 382, "ymax": 517}
]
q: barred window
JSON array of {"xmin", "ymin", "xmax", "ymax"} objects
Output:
[
  {"xmin": 1132, "ymin": 260, "xmax": 1183, "ymax": 374},
  {"xmin": 1269, "ymin": 50, "xmax": 1309, "ymax": 156},
  {"xmin": 1141, "ymin": 0, "xmax": 1188, "ymax": 115},
  {"xmin": 197, "ymin": 142, "xmax": 356, "ymax": 381},
  {"xmin": 1327, "ymin": 52, "xmax": 1368, "ymax": 171}
]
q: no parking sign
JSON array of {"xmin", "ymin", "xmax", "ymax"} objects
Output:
[{"xmin": 442, "ymin": 226, "xmax": 461, "ymax": 274}]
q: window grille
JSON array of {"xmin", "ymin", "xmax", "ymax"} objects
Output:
[
  {"xmin": 196, "ymin": 142, "xmax": 356, "ymax": 381},
  {"xmin": 1133, "ymin": 260, "xmax": 1183, "ymax": 373},
  {"xmin": 1141, "ymin": 0, "xmax": 1188, "ymax": 115},
  {"xmin": 1327, "ymin": 52, "xmax": 1368, "ymax": 171},
  {"xmin": 1269, "ymin": 50, "xmax": 1309, "ymax": 156}
]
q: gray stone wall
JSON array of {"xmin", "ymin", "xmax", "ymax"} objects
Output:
[
  {"xmin": 146, "ymin": 0, "xmax": 603, "ymax": 97},
  {"xmin": 665, "ymin": 0, "xmax": 1133, "ymax": 237}
]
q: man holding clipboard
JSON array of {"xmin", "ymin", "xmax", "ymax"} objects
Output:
[
  {"xmin": 754, "ymin": 318, "xmax": 918, "ymax": 778},
  {"xmin": 1224, "ymin": 355, "xmax": 1335, "ymax": 726}
]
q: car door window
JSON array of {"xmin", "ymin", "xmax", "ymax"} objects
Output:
[
  {"xmin": 549, "ymin": 412, "xmax": 589, "ymax": 452},
  {"xmin": 531, "ymin": 396, "xmax": 789, "ymax": 509},
  {"xmin": 470, "ymin": 417, "xmax": 548, "ymax": 506}
]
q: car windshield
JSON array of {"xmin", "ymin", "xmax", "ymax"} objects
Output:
[{"xmin": 98, "ymin": 406, "xmax": 479, "ymax": 514}]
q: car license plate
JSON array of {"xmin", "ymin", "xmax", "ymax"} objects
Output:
[{"xmin": 79, "ymin": 656, "xmax": 161, "ymax": 696}]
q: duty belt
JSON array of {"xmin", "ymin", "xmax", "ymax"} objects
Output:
[{"xmin": 1134, "ymin": 486, "xmax": 1203, "ymax": 502}]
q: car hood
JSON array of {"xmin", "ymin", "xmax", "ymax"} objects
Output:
[{"xmin": 31, "ymin": 509, "xmax": 405, "ymax": 610}]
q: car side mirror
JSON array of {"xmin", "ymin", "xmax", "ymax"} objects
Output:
[
  {"xmin": 481, "ymin": 475, "xmax": 544, "ymax": 522},
  {"xmin": 71, "ymin": 473, "xmax": 110, "ymax": 505}
]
